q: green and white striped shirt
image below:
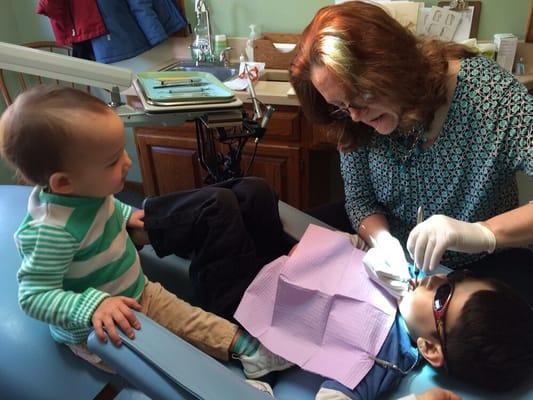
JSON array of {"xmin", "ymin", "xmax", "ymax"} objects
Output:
[{"xmin": 15, "ymin": 187, "xmax": 144, "ymax": 344}]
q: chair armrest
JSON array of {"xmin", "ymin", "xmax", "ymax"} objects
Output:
[
  {"xmin": 278, "ymin": 201, "xmax": 334, "ymax": 241},
  {"xmin": 87, "ymin": 311, "xmax": 271, "ymax": 400}
]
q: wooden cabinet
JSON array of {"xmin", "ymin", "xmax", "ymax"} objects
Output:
[
  {"xmin": 133, "ymin": 104, "xmax": 314, "ymax": 208},
  {"xmin": 135, "ymin": 125, "xmax": 208, "ymax": 195},
  {"xmin": 242, "ymin": 142, "xmax": 302, "ymax": 207}
]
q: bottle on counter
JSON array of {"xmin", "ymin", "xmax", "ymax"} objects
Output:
[
  {"xmin": 514, "ymin": 57, "xmax": 526, "ymax": 76},
  {"xmin": 246, "ymin": 24, "xmax": 258, "ymax": 62},
  {"xmin": 192, "ymin": 5, "xmax": 211, "ymax": 62},
  {"xmin": 214, "ymin": 34, "xmax": 228, "ymax": 57}
]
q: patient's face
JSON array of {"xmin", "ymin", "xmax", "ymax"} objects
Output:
[{"xmin": 398, "ymin": 275, "xmax": 493, "ymax": 340}]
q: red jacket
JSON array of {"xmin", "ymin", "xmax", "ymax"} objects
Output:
[{"xmin": 36, "ymin": 0, "xmax": 106, "ymax": 45}]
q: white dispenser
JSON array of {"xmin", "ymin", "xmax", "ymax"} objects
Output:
[{"xmin": 246, "ymin": 24, "xmax": 258, "ymax": 62}]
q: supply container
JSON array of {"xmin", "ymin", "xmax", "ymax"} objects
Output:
[{"xmin": 246, "ymin": 24, "xmax": 258, "ymax": 62}]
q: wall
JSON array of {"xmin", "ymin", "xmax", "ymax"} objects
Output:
[
  {"xmin": 185, "ymin": 0, "xmax": 532, "ymax": 39},
  {"xmin": 9, "ymin": 0, "xmax": 53, "ymax": 44},
  {"xmin": 183, "ymin": 0, "xmax": 331, "ymax": 37}
]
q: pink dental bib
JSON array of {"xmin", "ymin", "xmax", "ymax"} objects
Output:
[{"xmin": 235, "ymin": 225, "xmax": 397, "ymax": 389}]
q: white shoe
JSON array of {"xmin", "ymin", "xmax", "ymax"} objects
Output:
[
  {"xmin": 246, "ymin": 380, "xmax": 275, "ymax": 397},
  {"xmin": 315, "ymin": 387, "xmax": 352, "ymax": 400},
  {"xmin": 237, "ymin": 344, "xmax": 293, "ymax": 378}
]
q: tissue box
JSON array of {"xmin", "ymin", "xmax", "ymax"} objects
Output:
[{"xmin": 494, "ymin": 33, "xmax": 518, "ymax": 72}]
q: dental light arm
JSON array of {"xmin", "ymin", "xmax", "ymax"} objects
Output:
[{"xmin": 0, "ymin": 41, "xmax": 132, "ymax": 107}]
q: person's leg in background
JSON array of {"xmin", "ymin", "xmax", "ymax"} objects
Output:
[{"xmin": 142, "ymin": 178, "xmax": 286, "ymax": 320}]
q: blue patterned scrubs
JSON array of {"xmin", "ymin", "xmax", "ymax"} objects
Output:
[{"xmin": 341, "ymin": 56, "xmax": 533, "ymax": 268}]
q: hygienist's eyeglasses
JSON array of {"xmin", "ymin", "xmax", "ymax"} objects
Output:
[
  {"xmin": 432, "ymin": 270, "xmax": 470, "ymax": 370},
  {"xmin": 328, "ymin": 102, "xmax": 368, "ymax": 120}
]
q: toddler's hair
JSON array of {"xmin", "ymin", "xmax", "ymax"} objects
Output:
[{"xmin": 0, "ymin": 86, "xmax": 110, "ymax": 185}]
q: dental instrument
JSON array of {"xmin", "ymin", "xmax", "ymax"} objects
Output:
[{"xmin": 413, "ymin": 205, "xmax": 425, "ymax": 286}]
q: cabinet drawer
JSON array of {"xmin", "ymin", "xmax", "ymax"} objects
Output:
[
  {"xmin": 244, "ymin": 104, "xmax": 301, "ymax": 142},
  {"xmin": 242, "ymin": 143, "xmax": 302, "ymax": 208}
]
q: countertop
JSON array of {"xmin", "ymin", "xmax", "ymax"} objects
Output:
[
  {"xmin": 113, "ymin": 37, "xmax": 533, "ymax": 107},
  {"xmin": 112, "ymin": 37, "xmax": 298, "ymax": 106}
]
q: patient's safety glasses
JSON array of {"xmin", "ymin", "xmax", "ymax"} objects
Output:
[{"xmin": 432, "ymin": 270, "xmax": 470, "ymax": 370}]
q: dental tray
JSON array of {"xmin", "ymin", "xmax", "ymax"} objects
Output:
[{"xmin": 135, "ymin": 71, "xmax": 236, "ymax": 107}]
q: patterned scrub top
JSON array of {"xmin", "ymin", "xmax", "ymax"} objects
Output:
[{"xmin": 341, "ymin": 56, "xmax": 533, "ymax": 268}]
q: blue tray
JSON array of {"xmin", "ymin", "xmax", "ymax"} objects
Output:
[{"xmin": 136, "ymin": 71, "xmax": 235, "ymax": 105}]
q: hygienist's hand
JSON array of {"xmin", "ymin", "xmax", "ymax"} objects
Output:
[
  {"xmin": 92, "ymin": 296, "xmax": 142, "ymax": 347},
  {"xmin": 363, "ymin": 248, "xmax": 409, "ymax": 299},
  {"xmin": 127, "ymin": 209, "xmax": 145, "ymax": 229},
  {"xmin": 407, "ymin": 215, "xmax": 496, "ymax": 273},
  {"xmin": 373, "ymin": 230, "xmax": 409, "ymax": 274}
]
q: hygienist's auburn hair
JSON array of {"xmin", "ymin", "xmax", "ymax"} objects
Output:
[
  {"xmin": 0, "ymin": 85, "xmax": 111, "ymax": 186},
  {"xmin": 289, "ymin": 1, "xmax": 477, "ymax": 151}
]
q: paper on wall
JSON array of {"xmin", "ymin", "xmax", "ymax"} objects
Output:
[
  {"xmin": 494, "ymin": 33, "xmax": 518, "ymax": 72},
  {"xmin": 438, "ymin": 5, "xmax": 475, "ymax": 42},
  {"xmin": 422, "ymin": 7, "xmax": 461, "ymax": 41}
]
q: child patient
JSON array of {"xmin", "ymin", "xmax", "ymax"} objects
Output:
[
  {"xmin": 238, "ymin": 234, "xmax": 533, "ymax": 400},
  {"xmin": 0, "ymin": 86, "xmax": 291, "ymax": 389}
]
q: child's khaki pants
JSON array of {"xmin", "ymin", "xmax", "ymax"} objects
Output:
[{"xmin": 70, "ymin": 278, "xmax": 239, "ymax": 372}]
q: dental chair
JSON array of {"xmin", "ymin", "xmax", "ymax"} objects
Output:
[{"xmin": 1, "ymin": 184, "xmax": 532, "ymax": 400}]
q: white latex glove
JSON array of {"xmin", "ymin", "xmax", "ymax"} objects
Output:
[
  {"xmin": 363, "ymin": 248, "xmax": 409, "ymax": 299},
  {"xmin": 407, "ymin": 215, "xmax": 496, "ymax": 273},
  {"xmin": 372, "ymin": 230, "xmax": 410, "ymax": 280}
]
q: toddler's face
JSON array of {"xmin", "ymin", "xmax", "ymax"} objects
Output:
[
  {"xmin": 398, "ymin": 274, "xmax": 493, "ymax": 341},
  {"xmin": 66, "ymin": 111, "xmax": 131, "ymax": 198}
]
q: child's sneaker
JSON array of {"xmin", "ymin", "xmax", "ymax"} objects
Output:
[
  {"xmin": 237, "ymin": 344, "xmax": 293, "ymax": 378},
  {"xmin": 315, "ymin": 387, "xmax": 352, "ymax": 400},
  {"xmin": 245, "ymin": 380, "xmax": 275, "ymax": 397}
]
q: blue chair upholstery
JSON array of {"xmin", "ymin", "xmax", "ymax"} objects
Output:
[
  {"xmin": 1, "ymin": 184, "xmax": 532, "ymax": 399},
  {"xmin": 0, "ymin": 185, "xmax": 116, "ymax": 399}
]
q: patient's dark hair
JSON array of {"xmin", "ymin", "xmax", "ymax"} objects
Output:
[
  {"xmin": 446, "ymin": 278, "xmax": 533, "ymax": 392},
  {"xmin": 0, "ymin": 85, "xmax": 111, "ymax": 186}
]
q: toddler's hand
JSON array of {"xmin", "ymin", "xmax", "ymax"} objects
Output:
[
  {"xmin": 128, "ymin": 210, "xmax": 145, "ymax": 229},
  {"xmin": 92, "ymin": 296, "xmax": 142, "ymax": 346},
  {"xmin": 416, "ymin": 388, "xmax": 461, "ymax": 400}
]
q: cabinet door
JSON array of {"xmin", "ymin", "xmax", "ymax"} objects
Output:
[
  {"xmin": 135, "ymin": 127, "xmax": 207, "ymax": 196},
  {"xmin": 242, "ymin": 143, "xmax": 302, "ymax": 208}
]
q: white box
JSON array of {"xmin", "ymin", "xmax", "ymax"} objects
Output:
[{"xmin": 494, "ymin": 33, "xmax": 518, "ymax": 72}]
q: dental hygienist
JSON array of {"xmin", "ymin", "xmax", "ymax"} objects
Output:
[{"xmin": 289, "ymin": 1, "xmax": 533, "ymax": 301}]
